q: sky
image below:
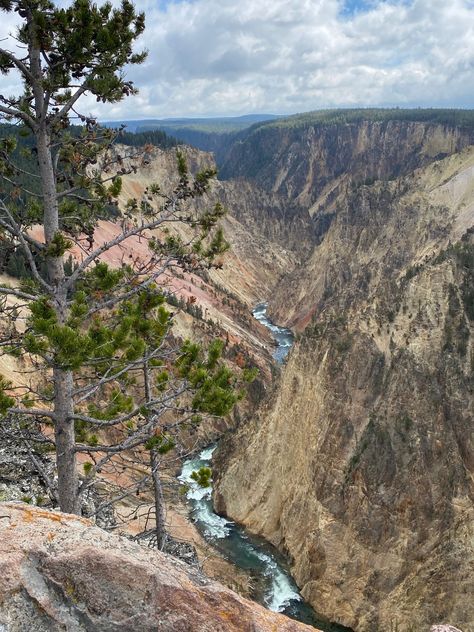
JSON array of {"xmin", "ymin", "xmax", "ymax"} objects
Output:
[{"xmin": 1, "ymin": 0, "xmax": 474, "ymax": 120}]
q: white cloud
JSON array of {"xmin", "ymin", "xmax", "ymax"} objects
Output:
[{"xmin": 1, "ymin": 0, "xmax": 473, "ymax": 119}]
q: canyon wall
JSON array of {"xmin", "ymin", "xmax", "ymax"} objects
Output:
[
  {"xmin": 221, "ymin": 119, "xmax": 474, "ymax": 207},
  {"xmin": 221, "ymin": 117, "xmax": 474, "ymax": 258},
  {"xmin": 214, "ymin": 136, "xmax": 474, "ymax": 631}
]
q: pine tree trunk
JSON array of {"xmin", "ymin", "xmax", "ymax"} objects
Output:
[
  {"xmin": 36, "ymin": 112, "xmax": 79, "ymax": 515},
  {"xmin": 54, "ymin": 368, "xmax": 79, "ymax": 514},
  {"xmin": 31, "ymin": 28, "xmax": 79, "ymax": 515},
  {"xmin": 143, "ymin": 355, "xmax": 166, "ymax": 548},
  {"xmin": 151, "ymin": 448, "xmax": 167, "ymax": 550}
]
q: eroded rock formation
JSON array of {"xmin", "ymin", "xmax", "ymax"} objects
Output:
[{"xmin": 214, "ymin": 142, "xmax": 474, "ymax": 631}]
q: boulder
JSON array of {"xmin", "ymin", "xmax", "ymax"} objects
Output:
[{"xmin": 0, "ymin": 502, "xmax": 316, "ymax": 632}]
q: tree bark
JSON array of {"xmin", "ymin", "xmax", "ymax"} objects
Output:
[
  {"xmin": 37, "ymin": 123, "xmax": 79, "ymax": 514},
  {"xmin": 151, "ymin": 448, "xmax": 167, "ymax": 550},
  {"xmin": 54, "ymin": 368, "xmax": 79, "ymax": 514},
  {"xmin": 29, "ymin": 23, "xmax": 79, "ymax": 515}
]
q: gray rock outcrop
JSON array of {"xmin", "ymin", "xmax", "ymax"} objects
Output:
[{"xmin": 0, "ymin": 502, "xmax": 316, "ymax": 632}]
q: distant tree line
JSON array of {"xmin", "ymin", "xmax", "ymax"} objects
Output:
[
  {"xmin": 251, "ymin": 108, "xmax": 474, "ymax": 133},
  {"xmin": 115, "ymin": 128, "xmax": 179, "ymax": 148}
]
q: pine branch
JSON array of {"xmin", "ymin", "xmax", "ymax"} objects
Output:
[
  {"xmin": 71, "ymin": 385, "xmax": 187, "ymax": 429},
  {"xmin": 84, "ymin": 259, "xmax": 174, "ymax": 316},
  {"xmin": 0, "ymin": 47, "xmax": 35, "ymax": 84},
  {"xmin": 0, "ymin": 200, "xmax": 52, "ymax": 291}
]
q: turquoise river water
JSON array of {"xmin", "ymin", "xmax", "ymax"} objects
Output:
[{"xmin": 180, "ymin": 303, "xmax": 351, "ymax": 631}]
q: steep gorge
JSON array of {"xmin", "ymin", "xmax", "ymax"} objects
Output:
[
  {"xmin": 214, "ymin": 117, "xmax": 474, "ymax": 631},
  {"xmin": 2, "ymin": 112, "xmax": 474, "ymax": 630},
  {"xmin": 221, "ymin": 117, "xmax": 474, "ymax": 205},
  {"xmin": 221, "ymin": 116, "xmax": 474, "ymax": 254}
]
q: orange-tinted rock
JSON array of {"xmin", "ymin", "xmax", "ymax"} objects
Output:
[{"xmin": 0, "ymin": 503, "xmax": 317, "ymax": 632}]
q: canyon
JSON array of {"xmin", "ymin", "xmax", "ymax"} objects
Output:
[
  {"xmin": 212, "ymin": 113, "xmax": 474, "ymax": 631},
  {"xmin": 1, "ymin": 110, "xmax": 473, "ymax": 631}
]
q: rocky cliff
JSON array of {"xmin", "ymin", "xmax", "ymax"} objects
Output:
[
  {"xmin": 221, "ymin": 116, "xmax": 474, "ymax": 208},
  {"xmin": 214, "ymin": 144, "xmax": 474, "ymax": 631},
  {"xmin": 116, "ymin": 143, "xmax": 301, "ymax": 306},
  {"xmin": 0, "ymin": 502, "xmax": 317, "ymax": 632},
  {"xmin": 220, "ymin": 115, "xmax": 474, "ymax": 260}
]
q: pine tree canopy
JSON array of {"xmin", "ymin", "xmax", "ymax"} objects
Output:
[{"xmin": 0, "ymin": 0, "xmax": 252, "ymax": 523}]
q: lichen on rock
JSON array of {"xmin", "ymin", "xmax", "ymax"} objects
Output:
[{"xmin": 0, "ymin": 502, "xmax": 316, "ymax": 632}]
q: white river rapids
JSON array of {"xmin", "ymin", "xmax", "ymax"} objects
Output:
[{"xmin": 180, "ymin": 304, "xmax": 351, "ymax": 631}]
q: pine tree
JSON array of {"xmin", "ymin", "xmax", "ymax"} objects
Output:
[{"xmin": 0, "ymin": 0, "xmax": 243, "ymax": 530}]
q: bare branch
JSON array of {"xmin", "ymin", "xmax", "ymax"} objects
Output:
[
  {"xmin": 0, "ymin": 47, "xmax": 35, "ymax": 84},
  {"xmin": 73, "ymin": 348, "xmax": 167, "ymax": 403},
  {"xmin": 0, "ymin": 103, "xmax": 36, "ymax": 129},
  {"xmin": 64, "ymin": 200, "xmax": 182, "ymax": 290},
  {"xmin": 0, "ymin": 286, "xmax": 38, "ymax": 301},
  {"xmin": 7, "ymin": 407, "xmax": 56, "ymax": 419},
  {"xmin": 0, "ymin": 173, "xmax": 42, "ymax": 198},
  {"xmin": 49, "ymin": 83, "xmax": 89, "ymax": 127}
]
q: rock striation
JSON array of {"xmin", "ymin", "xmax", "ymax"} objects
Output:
[
  {"xmin": 214, "ymin": 145, "xmax": 474, "ymax": 631},
  {"xmin": 221, "ymin": 118, "xmax": 474, "ymax": 209},
  {"xmin": 0, "ymin": 502, "xmax": 317, "ymax": 632},
  {"xmin": 220, "ymin": 116, "xmax": 474, "ymax": 262}
]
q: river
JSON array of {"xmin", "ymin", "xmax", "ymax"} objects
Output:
[{"xmin": 179, "ymin": 303, "xmax": 351, "ymax": 631}]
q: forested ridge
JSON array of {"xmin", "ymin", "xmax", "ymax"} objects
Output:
[{"xmin": 249, "ymin": 107, "xmax": 474, "ymax": 132}]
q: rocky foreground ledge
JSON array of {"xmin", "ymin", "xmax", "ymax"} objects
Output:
[{"xmin": 0, "ymin": 502, "xmax": 315, "ymax": 632}]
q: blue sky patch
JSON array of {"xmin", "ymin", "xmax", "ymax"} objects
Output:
[
  {"xmin": 341, "ymin": 0, "xmax": 412, "ymax": 17},
  {"xmin": 341, "ymin": 0, "xmax": 375, "ymax": 16}
]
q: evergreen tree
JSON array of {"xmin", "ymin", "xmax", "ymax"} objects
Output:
[{"xmin": 0, "ymin": 0, "xmax": 242, "ymax": 531}]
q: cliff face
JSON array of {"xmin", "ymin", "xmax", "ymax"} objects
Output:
[
  {"xmin": 117, "ymin": 144, "xmax": 302, "ymax": 305},
  {"xmin": 221, "ymin": 120, "xmax": 474, "ymax": 208},
  {"xmin": 220, "ymin": 120, "xmax": 474, "ymax": 266},
  {"xmin": 0, "ymin": 502, "xmax": 316, "ymax": 632},
  {"xmin": 209, "ymin": 178, "xmax": 315, "ymax": 258},
  {"xmin": 214, "ymin": 147, "xmax": 474, "ymax": 631}
]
